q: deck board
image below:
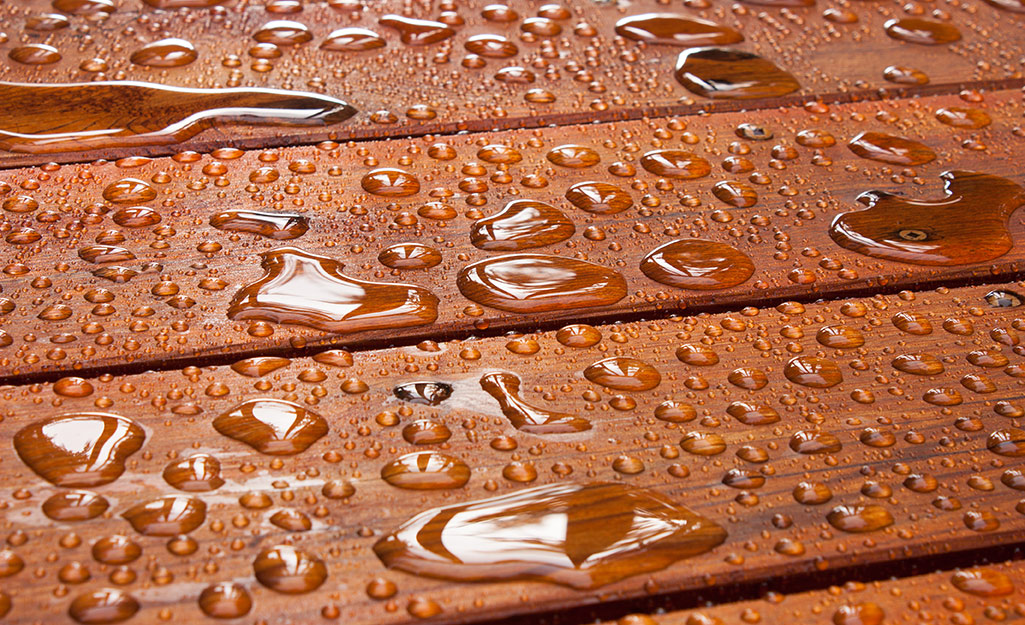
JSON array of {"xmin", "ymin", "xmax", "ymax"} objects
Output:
[{"xmin": 1, "ymin": 281, "xmax": 1024, "ymax": 623}]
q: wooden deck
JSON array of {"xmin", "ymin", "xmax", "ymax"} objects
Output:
[{"xmin": 0, "ymin": 0, "xmax": 1023, "ymax": 623}]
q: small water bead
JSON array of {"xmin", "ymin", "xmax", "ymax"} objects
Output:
[
  {"xmin": 402, "ymin": 420, "xmax": 452, "ymax": 445},
  {"xmin": 726, "ymin": 402, "xmax": 780, "ymax": 425},
  {"xmin": 565, "ymin": 181, "xmax": 633, "ymax": 214},
  {"xmin": 884, "ymin": 18, "xmax": 962, "ymax": 45},
  {"xmin": 987, "ymin": 428, "xmax": 1025, "ymax": 457},
  {"xmin": 214, "ymin": 399, "xmax": 328, "ymax": 455},
  {"xmin": 43, "ymin": 490, "xmax": 109, "ymax": 521},
  {"xmin": 321, "ymin": 28, "xmax": 386, "ymax": 51},
  {"xmin": 163, "ymin": 454, "xmax": 224, "ymax": 491},
  {"xmin": 789, "ymin": 430, "xmax": 842, "ymax": 454},
  {"xmin": 253, "ymin": 545, "xmax": 327, "ymax": 594},
  {"xmin": 122, "ymin": 496, "xmax": 206, "ymax": 536},
  {"xmin": 583, "ymin": 357, "xmax": 661, "ymax": 391},
  {"xmin": 381, "ymin": 452, "xmax": 470, "ymax": 490},
  {"xmin": 14, "ymin": 413, "xmax": 145, "ymax": 487},
  {"xmin": 680, "ymin": 432, "xmax": 726, "ymax": 456},
  {"xmin": 675, "ymin": 48, "xmax": 800, "ymax": 99},
  {"xmin": 379, "ymin": 15, "xmax": 455, "ymax": 45},
  {"xmin": 640, "ymin": 150, "xmax": 711, "ymax": 179},
  {"xmin": 379, "ymin": 243, "xmax": 442, "ymax": 270},
  {"xmin": 361, "ymin": 168, "xmax": 420, "ymax": 197},
  {"xmin": 374, "ymin": 482, "xmax": 726, "ymax": 589},
  {"xmin": 130, "ymin": 38, "xmax": 197, "ymax": 67},
  {"xmin": 471, "ymin": 200, "xmax": 575, "ymax": 251},
  {"xmin": 69, "ymin": 589, "xmax": 139, "ymax": 624},
  {"xmin": 951, "ymin": 569, "xmax": 1015, "ymax": 597},
  {"xmin": 394, "ymin": 382, "xmax": 452, "ymax": 405},
  {"xmin": 614, "ymin": 13, "xmax": 743, "ymax": 46},
  {"xmin": 556, "ymin": 324, "xmax": 601, "ymax": 347},
  {"xmin": 784, "ymin": 356, "xmax": 842, "ymax": 388},
  {"xmin": 640, "ymin": 240, "xmax": 754, "ymax": 290},
  {"xmin": 847, "ymin": 132, "xmax": 935, "ymax": 166},
  {"xmin": 199, "ymin": 583, "xmax": 253, "ymax": 619},
  {"xmin": 458, "ymin": 254, "xmax": 627, "ymax": 313}
]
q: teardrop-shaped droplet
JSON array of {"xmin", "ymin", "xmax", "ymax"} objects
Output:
[{"xmin": 481, "ymin": 372, "xmax": 592, "ymax": 434}]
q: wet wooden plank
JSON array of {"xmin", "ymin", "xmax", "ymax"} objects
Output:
[
  {"xmin": 616, "ymin": 561, "xmax": 1025, "ymax": 625},
  {"xmin": 1, "ymin": 281, "xmax": 1025, "ymax": 624},
  {"xmin": 1, "ymin": 88, "xmax": 1024, "ymax": 379},
  {"xmin": 0, "ymin": 0, "xmax": 1024, "ymax": 166}
]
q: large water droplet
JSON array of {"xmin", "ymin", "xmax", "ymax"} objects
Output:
[
  {"xmin": 883, "ymin": 18, "xmax": 961, "ymax": 45},
  {"xmin": 481, "ymin": 372, "xmax": 591, "ymax": 434},
  {"xmin": 381, "ymin": 451, "xmax": 471, "ymax": 489},
  {"xmin": 214, "ymin": 399, "xmax": 328, "ymax": 455},
  {"xmin": 470, "ymin": 200, "xmax": 575, "ymax": 250},
  {"xmin": 253, "ymin": 545, "xmax": 327, "ymax": 594},
  {"xmin": 374, "ymin": 482, "xmax": 726, "ymax": 589},
  {"xmin": 847, "ymin": 132, "xmax": 936, "ymax": 166},
  {"xmin": 639, "ymin": 240, "xmax": 753, "ymax": 290},
  {"xmin": 210, "ymin": 210, "xmax": 309, "ymax": 240},
  {"xmin": 583, "ymin": 357, "xmax": 661, "ymax": 391},
  {"xmin": 564, "ymin": 182, "xmax": 633, "ymax": 214},
  {"xmin": 615, "ymin": 13, "xmax": 743, "ymax": 46},
  {"xmin": 130, "ymin": 38, "xmax": 197, "ymax": 67},
  {"xmin": 826, "ymin": 504, "xmax": 894, "ymax": 533},
  {"xmin": 675, "ymin": 48, "xmax": 799, "ymax": 99}
]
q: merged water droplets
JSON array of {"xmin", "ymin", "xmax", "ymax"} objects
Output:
[
  {"xmin": 470, "ymin": 200, "xmax": 575, "ymax": 250},
  {"xmin": 830, "ymin": 171, "xmax": 1025, "ymax": 266},
  {"xmin": 14, "ymin": 413, "xmax": 145, "ymax": 487},
  {"xmin": 0, "ymin": 81, "xmax": 355, "ymax": 154},
  {"xmin": 481, "ymin": 371, "xmax": 591, "ymax": 433},
  {"xmin": 228, "ymin": 248, "xmax": 439, "ymax": 333},
  {"xmin": 379, "ymin": 15, "xmax": 455, "ymax": 45},
  {"xmin": 374, "ymin": 483, "xmax": 726, "ymax": 589}
]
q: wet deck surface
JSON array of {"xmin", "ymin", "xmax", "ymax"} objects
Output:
[{"xmin": 0, "ymin": 0, "xmax": 1024, "ymax": 623}]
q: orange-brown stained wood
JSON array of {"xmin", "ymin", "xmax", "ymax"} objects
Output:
[
  {"xmin": 1, "ymin": 90, "xmax": 1025, "ymax": 378},
  {"xmin": 614, "ymin": 562, "xmax": 1023, "ymax": 625},
  {"xmin": 1, "ymin": 282, "xmax": 1025, "ymax": 623},
  {"xmin": 0, "ymin": 0, "xmax": 1023, "ymax": 165}
]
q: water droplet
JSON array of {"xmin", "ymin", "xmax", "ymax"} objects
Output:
[
  {"xmin": 69, "ymin": 589, "xmax": 139, "ymax": 624},
  {"xmin": 987, "ymin": 428, "xmax": 1025, "ymax": 457},
  {"xmin": 254, "ymin": 20, "xmax": 312, "ymax": 45},
  {"xmin": 199, "ymin": 583, "xmax": 253, "ymax": 619},
  {"xmin": 210, "ymin": 210, "xmax": 309, "ymax": 240},
  {"xmin": 122, "ymin": 496, "xmax": 206, "ymax": 536},
  {"xmin": 935, "ymin": 107, "xmax": 991, "ymax": 129},
  {"xmin": 228, "ymin": 247, "xmax": 439, "ymax": 333},
  {"xmin": 984, "ymin": 290, "xmax": 1023, "ymax": 307},
  {"xmin": 163, "ymin": 454, "xmax": 224, "ymax": 491},
  {"xmin": 9, "ymin": 44, "xmax": 62, "ymax": 65},
  {"xmin": 481, "ymin": 372, "xmax": 591, "ymax": 434},
  {"xmin": 726, "ymin": 401, "xmax": 779, "ymax": 425},
  {"xmin": 253, "ymin": 545, "xmax": 327, "ymax": 594},
  {"xmin": 361, "ymin": 168, "xmax": 420, "ymax": 197},
  {"xmin": 91, "ymin": 536, "xmax": 141, "ymax": 565},
  {"xmin": 680, "ymin": 431, "xmax": 726, "ymax": 455},
  {"xmin": 640, "ymin": 150, "xmax": 711, "ymax": 179},
  {"xmin": 784, "ymin": 356, "xmax": 842, "ymax": 388},
  {"xmin": 403, "ymin": 420, "xmax": 452, "ymax": 445},
  {"xmin": 547, "ymin": 145, "xmax": 601, "ymax": 168},
  {"xmin": 379, "ymin": 243, "xmax": 442, "ymax": 269},
  {"xmin": 951, "ymin": 569, "xmax": 1014, "ymax": 597},
  {"xmin": 374, "ymin": 482, "xmax": 726, "ymax": 589},
  {"xmin": 465, "ymin": 34, "xmax": 518, "ymax": 57},
  {"xmin": 458, "ymin": 254, "xmax": 627, "ymax": 313},
  {"xmin": 14, "ymin": 413, "xmax": 145, "ymax": 487},
  {"xmin": 382, "ymin": 451, "xmax": 470, "ymax": 489},
  {"xmin": 675, "ymin": 48, "xmax": 800, "ymax": 99},
  {"xmin": 214, "ymin": 399, "xmax": 328, "ymax": 455},
  {"xmin": 891, "ymin": 353, "xmax": 944, "ymax": 375},
  {"xmin": 471, "ymin": 200, "xmax": 575, "ymax": 250},
  {"xmin": 583, "ymin": 357, "xmax": 661, "ymax": 391},
  {"xmin": 833, "ymin": 603, "xmax": 884, "ymax": 625},
  {"xmin": 830, "ymin": 171, "xmax": 1025, "ymax": 266},
  {"xmin": 321, "ymin": 27, "xmax": 386, "ymax": 51},
  {"xmin": 826, "ymin": 504, "xmax": 894, "ymax": 533},
  {"xmin": 43, "ymin": 490, "xmax": 109, "ymax": 521},
  {"xmin": 0, "ymin": 81, "xmax": 355, "ymax": 154},
  {"xmin": 815, "ymin": 325, "xmax": 864, "ymax": 348},
  {"xmin": 847, "ymin": 132, "xmax": 935, "ymax": 166},
  {"xmin": 379, "ymin": 14, "xmax": 455, "ymax": 45},
  {"xmin": 394, "ymin": 382, "xmax": 453, "ymax": 405},
  {"xmin": 884, "ymin": 18, "xmax": 961, "ymax": 45},
  {"xmin": 130, "ymin": 38, "xmax": 197, "ymax": 67},
  {"xmin": 614, "ymin": 13, "xmax": 743, "ymax": 46},
  {"xmin": 231, "ymin": 356, "xmax": 292, "ymax": 377},
  {"xmin": 640, "ymin": 240, "xmax": 754, "ymax": 290},
  {"xmin": 565, "ymin": 182, "xmax": 633, "ymax": 214},
  {"xmin": 556, "ymin": 324, "xmax": 602, "ymax": 347}
]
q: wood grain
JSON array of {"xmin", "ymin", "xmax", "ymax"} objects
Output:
[
  {"xmin": 1, "ymin": 281, "xmax": 1025, "ymax": 623},
  {"xmin": 0, "ymin": 89, "xmax": 1024, "ymax": 379},
  {"xmin": 0, "ymin": 0, "xmax": 1023, "ymax": 166}
]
